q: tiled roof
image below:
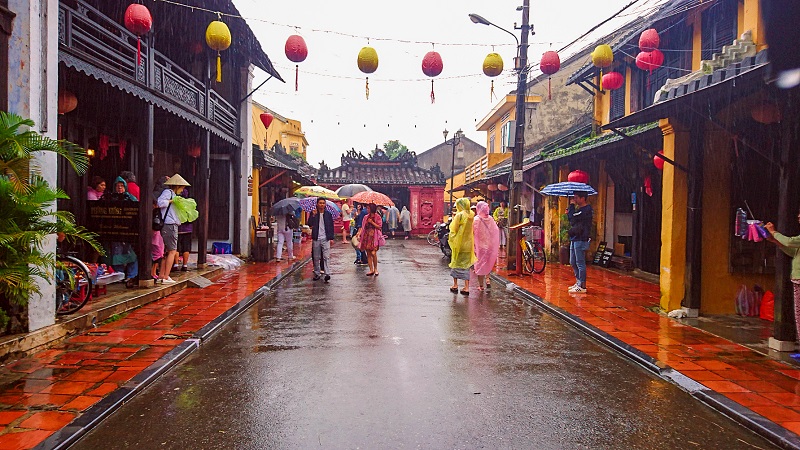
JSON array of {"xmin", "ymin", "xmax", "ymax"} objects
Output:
[
  {"xmin": 541, "ymin": 122, "xmax": 660, "ymax": 161},
  {"xmin": 317, "ymin": 149, "xmax": 445, "ymax": 186}
]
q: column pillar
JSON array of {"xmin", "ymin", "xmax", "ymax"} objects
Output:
[
  {"xmin": 683, "ymin": 121, "xmax": 705, "ymax": 313},
  {"xmin": 658, "ymin": 118, "xmax": 690, "ymax": 313},
  {"xmin": 409, "ymin": 186, "xmax": 421, "ymax": 231},
  {"xmin": 197, "ymin": 130, "xmax": 211, "ymax": 266},
  {"xmin": 137, "ymin": 104, "xmax": 154, "ymax": 287}
]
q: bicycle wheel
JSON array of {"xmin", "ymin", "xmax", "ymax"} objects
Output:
[
  {"xmin": 56, "ymin": 256, "xmax": 93, "ymax": 315},
  {"xmin": 521, "ymin": 240, "xmax": 535, "ymax": 274},
  {"xmin": 427, "ymin": 229, "xmax": 438, "ymax": 245},
  {"xmin": 531, "ymin": 241, "xmax": 547, "ymax": 274}
]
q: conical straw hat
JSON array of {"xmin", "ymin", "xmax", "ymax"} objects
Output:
[{"xmin": 164, "ymin": 173, "xmax": 190, "ymax": 186}]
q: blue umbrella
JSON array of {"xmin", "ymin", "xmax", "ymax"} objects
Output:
[
  {"xmin": 299, "ymin": 197, "xmax": 341, "ymax": 218},
  {"xmin": 540, "ymin": 182, "xmax": 598, "ymax": 197}
]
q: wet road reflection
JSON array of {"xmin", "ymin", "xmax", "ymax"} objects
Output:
[{"xmin": 75, "ymin": 240, "xmax": 774, "ymax": 449}]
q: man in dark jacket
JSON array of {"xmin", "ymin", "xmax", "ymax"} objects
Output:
[
  {"xmin": 567, "ymin": 191, "xmax": 593, "ymax": 293},
  {"xmin": 309, "ymin": 198, "xmax": 335, "ymax": 282}
]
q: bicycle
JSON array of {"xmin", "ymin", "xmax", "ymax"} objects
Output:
[
  {"xmin": 520, "ymin": 225, "xmax": 546, "ymax": 274},
  {"xmin": 55, "ymin": 253, "xmax": 93, "ymax": 315},
  {"xmin": 427, "ymin": 224, "xmax": 441, "ymax": 245}
]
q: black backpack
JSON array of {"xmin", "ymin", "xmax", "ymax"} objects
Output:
[{"xmin": 286, "ymin": 213, "xmax": 298, "ymax": 230}]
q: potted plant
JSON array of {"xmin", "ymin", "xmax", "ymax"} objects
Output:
[
  {"xmin": 0, "ymin": 113, "xmax": 100, "ymax": 335},
  {"xmin": 559, "ymin": 213, "xmax": 571, "ymax": 265}
]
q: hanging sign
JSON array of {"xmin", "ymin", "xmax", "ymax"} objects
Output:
[{"xmin": 86, "ymin": 201, "xmax": 140, "ymax": 243}]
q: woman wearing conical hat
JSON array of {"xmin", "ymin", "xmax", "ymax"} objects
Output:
[{"xmin": 157, "ymin": 174, "xmax": 190, "ymax": 284}]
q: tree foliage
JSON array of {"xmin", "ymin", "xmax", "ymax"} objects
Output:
[{"xmin": 382, "ymin": 140, "xmax": 409, "ymax": 160}]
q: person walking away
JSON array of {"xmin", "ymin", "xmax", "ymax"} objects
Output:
[
  {"xmin": 387, "ymin": 204, "xmax": 400, "ymax": 238},
  {"xmin": 358, "ymin": 203, "xmax": 383, "ymax": 276},
  {"xmin": 157, "ymin": 174, "xmax": 190, "ymax": 283},
  {"xmin": 473, "ymin": 201, "xmax": 499, "ymax": 291},
  {"xmin": 176, "ymin": 187, "xmax": 193, "ymax": 271},
  {"xmin": 101, "ymin": 176, "xmax": 138, "ymax": 287},
  {"xmin": 120, "ymin": 171, "xmax": 140, "ymax": 201},
  {"xmin": 87, "ymin": 176, "xmax": 106, "ymax": 200},
  {"xmin": 449, "ymin": 197, "xmax": 476, "ymax": 295},
  {"xmin": 151, "ymin": 209, "xmax": 165, "ymax": 282},
  {"xmin": 400, "ymin": 206, "xmax": 412, "ymax": 239},
  {"xmin": 354, "ymin": 203, "xmax": 368, "ymax": 265},
  {"xmin": 275, "ymin": 210, "xmax": 297, "ymax": 261},
  {"xmin": 493, "ymin": 201, "xmax": 509, "ymax": 251},
  {"xmin": 765, "ymin": 210, "xmax": 800, "ymax": 345},
  {"xmin": 567, "ymin": 191, "xmax": 593, "ymax": 293},
  {"xmin": 341, "ymin": 200, "xmax": 352, "ymax": 243},
  {"xmin": 309, "ymin": 198, "xmax": 334, "ymax": 282}
]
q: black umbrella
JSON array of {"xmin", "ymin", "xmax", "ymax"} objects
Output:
[
  {"xmin": 271, "ymin": 197, "xmax": 301, "ymax": 215},
  {"xmin": 335, "ymin": 183, "xmax": 373, "ymax": 198}
]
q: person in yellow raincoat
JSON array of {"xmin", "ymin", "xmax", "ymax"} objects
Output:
[{"xmin": 448, "ymin": 197, "xmax": 476, "ymax": 295}]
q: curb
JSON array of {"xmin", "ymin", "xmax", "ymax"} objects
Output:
[
  {"xmin": 492, "ymin": 274, "xmax": 800, "ymax": 450},
  {"xmin": 35, "ymin": 257, "xmax": 310, "ymax": 450}
]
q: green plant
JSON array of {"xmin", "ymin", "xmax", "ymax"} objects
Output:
[
  {"xmin": 559, "ymin": 213, "xmax": 570, "ymax": 246},
  {"xmin": 0, "ymin": 112, "xmax": 101, "ymax": 334}
]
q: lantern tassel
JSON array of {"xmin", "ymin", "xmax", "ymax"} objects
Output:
[
  {"xmin": 216, "ymin": 54, "xmax": 222, "ymax": 83},
  {"xmin": 295, "ymin": 64, "xmax": 299, "ymax": 91},
  {"xmin": 430, "ymin": 80, "xmax": 435, "ymax": 104},
  {"xmin": 490, "ymin": 80, "xmax": 494, "ymax": 101},
  {"xmin": 137, "ymin": 37, "xmax": 142, "ymax": 67},
  {"xmin": 365, "ymin": 77, "xmax": 369, "ymax": 100},
  {"xmin": 599, "ymin": 69, "xmax": 603, "ymax": 91},
  {"xmin": 548, "ymin": 77, "xmax": 552, "ymax": 100}
]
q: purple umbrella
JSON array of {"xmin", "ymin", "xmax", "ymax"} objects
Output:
[{"xmin": 299, "ymin": 197, "xmax": 341, "ymax": 218}]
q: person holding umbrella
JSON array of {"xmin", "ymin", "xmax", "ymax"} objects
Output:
[
  {"xmin": 567, "ymin": 191, "xmax": 593, "ymax": 293},
  {"xmin": 308, "ymin": 197, "xmax": 335, "ymax": 282}
]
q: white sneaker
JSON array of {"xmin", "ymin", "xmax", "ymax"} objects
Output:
[
  {"xmin": 567, "ymin": 283, "xmax": 578, "ymax": 292},
  {"xmin": 569, "ymin": 285, "xmax": 587, "ymax": 293},
  {"xmin": 161, "ymin": 277, "xmax": 176, "ymax": 283}
]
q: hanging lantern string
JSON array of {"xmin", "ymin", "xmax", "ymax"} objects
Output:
[
  {"xmin": 365, "ymin": 77, "xmax": 369, "ymax": 100},
  {"xmin": 153, "ymin": 0, "xmax": 560, "ymax": 47},
  {"xmin": 430, "ymin": 80, "xmax": 435, "ymax": 104}
]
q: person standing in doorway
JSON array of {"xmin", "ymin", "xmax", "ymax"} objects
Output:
[
  {"xmin": 567, "ymin": 191, "xmax": 593, "ymax": 293},
  {"xmin": 493, "ymin": 201, "xmax": 509, "ymax": 251},
  {"xmin": 309, "ymin": 197, "xmax": 334, "ymax": 282},
  {"xmin": 157, "ymin": 174, "xmax": 190, "ymax": 284}
]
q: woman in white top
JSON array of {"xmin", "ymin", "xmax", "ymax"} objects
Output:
[
  {"xmin": 341, "ymin": 200, "xmax": 351, "ymax": 243},
  {"xmin": 157, "ymin": 174, "xmax": 190, "ymax": 283},
  {"xmin": 275, "ymin": 212, "xmax": 296, "ymax": 261}
]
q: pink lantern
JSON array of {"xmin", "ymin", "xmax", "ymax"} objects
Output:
[
  {"xmin": 540, "ymin": 51, "xmax": 561, "ymax": 100},
  {"xmin": 285, "ymin": 35, "xmax": 308, "ymax": 91},
  {"xmin": 601, "ymin": 72, "xmax": 624, "ymax": 91},
  {"xmin": 638, "ymin": 28, "xmax": 660, "ymax": 52},
  {"xmin": 653, "ymin": 150, "xmax": 665, "ymax": 170},
  {"xmin": 422, "ymin": 51, "xmax": 443, "ymax": 103},
  {"xmin": 567, "ymin": 170, "xmax": 590, "ymax": 184}
]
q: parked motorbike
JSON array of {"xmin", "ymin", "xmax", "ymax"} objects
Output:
[{"xmin": 436, "ymin": 219, "xmax": 452, "ymax": 258}]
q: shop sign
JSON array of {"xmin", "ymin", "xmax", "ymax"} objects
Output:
[
  {"xmin": 247, "ymin": 175, "xmax": 254, "ymax": 196},
  {"xmin": 87, "ymin": 201, "xmax": 139, "ymax": 243}
]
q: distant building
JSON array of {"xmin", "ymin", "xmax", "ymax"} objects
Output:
[
  {"xmin": 416, "ymin": 136, "xmax": 485, "ymax": 208},
  {"xmin": 252, "ymin": 101, "xmax": 308, "ymax": 160}
]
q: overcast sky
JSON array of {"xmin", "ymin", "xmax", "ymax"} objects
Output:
[{"xmin": 233, "ymin": 0, "xmax": 666, "ymax": 167}]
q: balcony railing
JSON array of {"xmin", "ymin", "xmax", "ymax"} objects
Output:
[
  {"xmin": 59, "ymin": 1, "xmax": 238, "ymax": 138},
  {"xmin": 464, "ymin": 153, "xmax": 511, "ymax": 183}
]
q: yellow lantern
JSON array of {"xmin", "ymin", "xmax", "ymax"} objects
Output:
[
  {"xmin": 357, "ymin": 46, "xmax": 379, "ymax": 100},
  {"xmin": 206, "ymin": 20, "xmax": 231, "ymax": 83},
  {"xmin": 482, "ymin": 52, "xmax": 504, "ymax": 101},
  {"xmin": 591, "ymin": 44, "xmax": 613, "ymax": 90}
]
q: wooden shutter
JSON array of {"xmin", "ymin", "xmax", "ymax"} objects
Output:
[{"xmin": 701, "ymin": 0, "xmax": 738, "ymax": 60}]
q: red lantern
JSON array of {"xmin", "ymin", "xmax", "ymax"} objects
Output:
[
  {"xmin": 635, "ymin": 49, "xmax": 664, "ymax": 73},
  {"xmin": 638, "ymin": 28, "xmax": 660, "ymax": 52},
  {"xmin": 497, "ymin": 184, "xmax": 509, "ymax": 191},
  {"xmin": 260, "ymin": 113, "xmax": 274, "ymax": 129},
  {"xmin": 487, "ymin": 184, "xmax": 498, "ymax": 191},
  {"xmin": 601, "ymin": 72, "xmax": 624, "ymax": 90},
  {"xmin": 567, "ymin": 170, "xmax": 590, "ymax": 184},
  {"xmin": 751, "ymin": 102, "xmax": 782, "ymax": 124},
  {"xmin": 124, "ymin": 4, "xmax": 152, "ymax": 67},
  {"xmin": 189, "ymin": 42, "xmax": 204, "ymax": 55},
  {"xmin": 57, "ymin": 90, "xmax": 78, "ymax": 115},
  {"xmin": 653, "ymin": 150, "xmax": 665, "ymax": 170},
  {"xmin": 285, "ymin": 35, "xmax": 308, "ymax": 91},
  {"xmin": 422, "ymin": 51, "xmax": 443, "ymax": 104},
  {"xmin": 540, "ymin": 51, "xmax": 561, "ymax": 100}
]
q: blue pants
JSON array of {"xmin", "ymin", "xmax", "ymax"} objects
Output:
[
  {"xmin": 352, "ymin": 228, "xmax": 366, "ymax": 262},
  {"xmin": 570, "ymin": 240, "xmax": 590, "ymax": 288},
  {"xmin": 113, "ymin": 259, "xmax": 138, "ymax": 280}
]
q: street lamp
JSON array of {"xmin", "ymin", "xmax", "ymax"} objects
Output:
[
  {"xmin": 444, "ymin": 128, "xmax": 463, "ymax": 216},
  {"xmin": 470, "ymin": 0, "xmax": 531, "ymax": 269}
]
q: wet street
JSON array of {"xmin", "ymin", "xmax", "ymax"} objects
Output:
[{"xmin": 75, "ymin": 240, "xmax": 773, "ymax": 449}]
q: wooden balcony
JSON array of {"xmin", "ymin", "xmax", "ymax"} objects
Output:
[
  {"xmin": 58, "ymin": 1, "xmax": 238, "ymax": 141},
  {"xmin": 464, "ymin": 153, "xmax": 511, "ymax": 184}
]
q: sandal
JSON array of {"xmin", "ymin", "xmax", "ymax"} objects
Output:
[
  {"xmin": 366, "ymin": 272, "xmax": 375, "ymax": 276},
  {"xmin": 460, "ymin": 289, "xmax": 469, "ymax": 295},
  {"xmin": 449, "ymin": 287, "xmax": 459, "ymax": 293}
]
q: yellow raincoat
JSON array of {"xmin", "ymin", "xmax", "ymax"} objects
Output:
[{"xmin": 448, "ymin": 198, "xmax": 477, "ymax": 269}]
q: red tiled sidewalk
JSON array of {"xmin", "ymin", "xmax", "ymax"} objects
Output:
[
  {"xmin": 497, "ymin": 262, "xmax": 800, "ymax": 439},
  {"xmin": 0, "ymin": 242, "xmax": 310, "ymax": 450}
]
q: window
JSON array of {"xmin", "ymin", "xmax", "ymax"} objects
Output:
[
  {"xmin": 701, "ymin": 0, "xmax": 738, "ymax": 61},
  {"xmin": 489, "ymin": 135, "xmax": 495, "ymax": 154},
  {"xmin": 456, "ymin": 143, "xmax": 464, "ymax": 159},
  {"xmin": 500, "ymin": 125, "xmax": 507, "ymax": 154},
  {"xmin": 609, "ymin": 80, "xmax": 626, "ymax": 121}
]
